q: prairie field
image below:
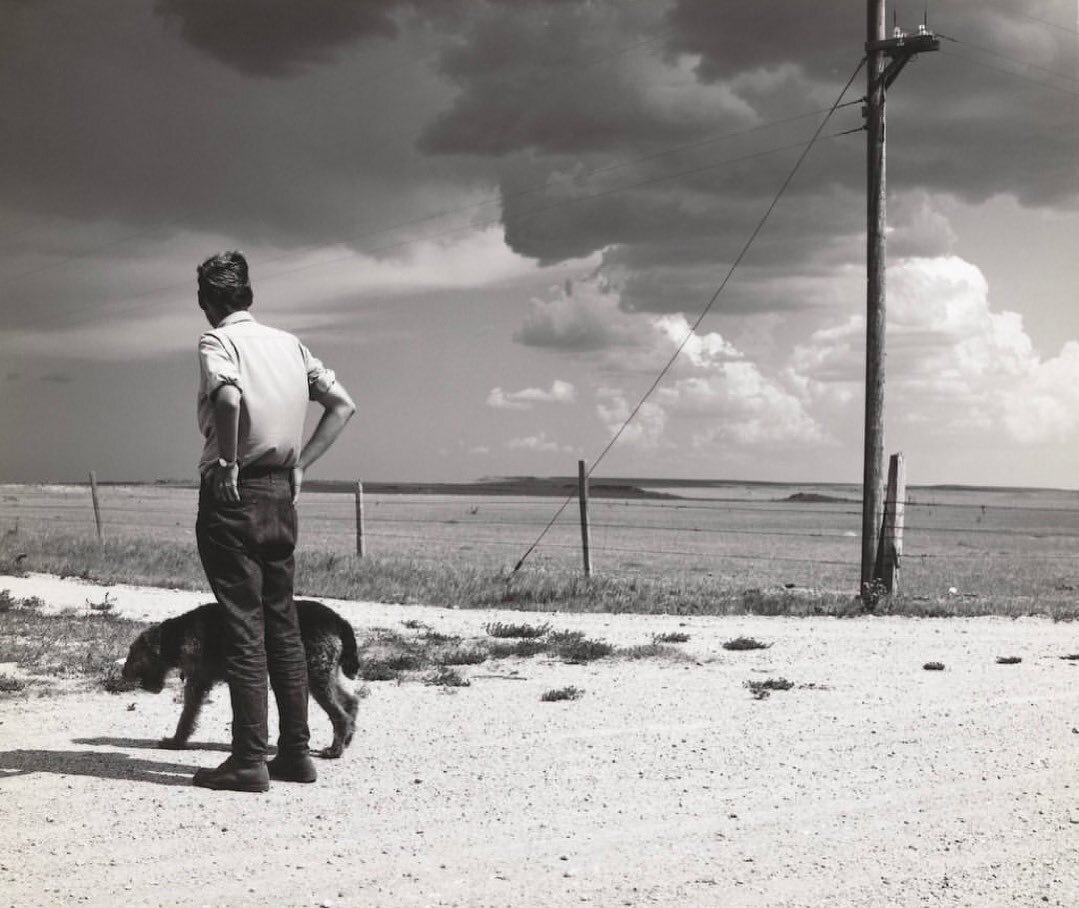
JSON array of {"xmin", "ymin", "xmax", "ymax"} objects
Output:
[{"xmin": 2, "ymin": 480, "xmax": 1079, "ymax": 615}]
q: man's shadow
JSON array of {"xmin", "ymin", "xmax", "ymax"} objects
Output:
[
  {"xmin": 73, "ymin": 736, "xmax": 232, "ymax": 754},
  {"xmin": 0, "ymin": 748, "xmax": 199, "ymax": 787}
]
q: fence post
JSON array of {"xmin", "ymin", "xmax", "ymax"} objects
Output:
[
  {"xmin": 88, "ymin": 470, "xmax": 103, "ymax": 542},
  {"xmin": 877, "ymin": 453, "xmax": 906, "ymax": 593},
  {"xmin": 355, "ymin": 480, "xmax": 366, "ymax": 558},
  {"xmin": 578, "ymin": 459, "xmax": 592, "ymax": 577}
]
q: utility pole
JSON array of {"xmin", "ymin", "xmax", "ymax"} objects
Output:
[{"xmin": 860, "ymin": 3, "xmax": 939, "ymax": 600}]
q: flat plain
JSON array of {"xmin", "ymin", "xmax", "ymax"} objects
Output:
[{"xmin": 3, "ymin": 480, "xmax": 1079, "ymax": 605}]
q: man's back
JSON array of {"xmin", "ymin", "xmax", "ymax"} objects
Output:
[{"xmin": 197, "ymin": 312, "xmax": 335, "ymax": 475}]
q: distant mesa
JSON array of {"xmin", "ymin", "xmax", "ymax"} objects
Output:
[{"xmin": 782, "ymin": 492, "xmax": 853, "ymax": 504}]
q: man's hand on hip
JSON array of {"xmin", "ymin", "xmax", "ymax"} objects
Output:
[
  {"xmin": 290, "ymin": 465, "xmax": 305, "ymax": 504},
  {"xmin": 214, "ymin": 461, "xmax": 241, "ymax": 503}
]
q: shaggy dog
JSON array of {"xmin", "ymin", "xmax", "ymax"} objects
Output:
[{"xmin": 122, "ymin": 599, "xmax": 360, "ymax": 758}]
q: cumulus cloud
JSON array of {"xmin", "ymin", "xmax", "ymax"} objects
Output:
[
  {"xmin": 487, "ymin": 379, "xmax": 576, "ymax": 410},
  {"xmin": 514, "ymin": 278, "xmax": 646, "ymax": 351},
  {"xmin": 595, "ymin": 388, "xmax": 668, "ymax": 450},
  {"xmin": 506, "ymin": 431, "xmax": 574, "ymax": 454},
  {"xmin": 791, "ymin": 255, "xmax": 1079, "ymax": 444}
]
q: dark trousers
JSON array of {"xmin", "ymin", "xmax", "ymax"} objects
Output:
[{"xmin": 196, "ymin": 469, "xmax": 309, "ymax": 764}]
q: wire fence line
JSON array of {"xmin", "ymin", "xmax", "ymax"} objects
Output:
[{"xmin": 4, "ymin": 481, "xmax": 1079, "ymax": 601}]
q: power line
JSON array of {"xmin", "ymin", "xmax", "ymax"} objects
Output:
[
  {"xmin": 509, "ymin": 56, "xmax": 868, "ymax": 575},
  {"xmin": 937, "ymin": 32, "xmax": 1079, "ymax": 84},
  {"xmin": 1018, "ymin": 11, "xmax": 1079, "ymax": 38},
  {"xmin": 939, "ymin": 46, "xmax": 1079, "ymax": 98}
]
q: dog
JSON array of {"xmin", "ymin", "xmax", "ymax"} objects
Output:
[{"xmin": 122, "ymin": 599, "xmax": 360, "ymax": 758}]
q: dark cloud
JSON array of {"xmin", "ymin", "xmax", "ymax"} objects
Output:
[
  {"xmin": 40, "ymin": 372, "xmax": 73, "ymax": 384},
  {"xmin": 153, "ymin": 0, "xmax": 406, "ymax": 77}
]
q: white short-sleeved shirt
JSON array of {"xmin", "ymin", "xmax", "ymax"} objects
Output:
[{"xmin": 197, "ymin": 311, "xmax": 336, "ymax": 476}]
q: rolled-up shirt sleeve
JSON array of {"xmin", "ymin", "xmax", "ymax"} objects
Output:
[
  {"xmin": 299, "ymin": 341, "xmax": 336, "ymax": 400},
  {"xmin": 198, "ymin": 332, "xmax": 241, "ymax": 399}
]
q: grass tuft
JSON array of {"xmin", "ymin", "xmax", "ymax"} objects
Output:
[
  {"xmin": 487, "ymin": 638, "xmax": 549, "ymax": 659},
  {"xmin": 722, "ymin": 636, "xmax": 771, "ymax": 651},
  {"xmin": 547, "ymin": 630, "xmax": 613, "ymax": 663},
  {"xmin": 541, "ymin": 685, "xmax": 584, "ymax": 702},
  {"xmin": 0, "ymin": 673, "xmax": 28, "ymax": 693},
  {"xmin": 923, "ymin": 661, "xmax": 945, "ymax": 671},
  {"xmin": 617, "ymin": 643, "xmax": 692, "ymax": 662},
  {"xmin": 485, "ymin": 621, "xmax": 551, "ymax": 639},
  {"xmin": 995, "ymin": 656, "xmax": 1022, "ymax": 665},
  {"xmin": 436, "ymin": 647, "xmax": 488, "ymax": 666},
  {"xmin": 652, "ymin": 631, "xmax": 690, "ymax": 644},
  {"xmin": 744, "ymin": 677, "xmax": 794, "ymax": 699},
  {"xmin": 424, "ymin": 667, "xmax": 470, "ymax": 687}
]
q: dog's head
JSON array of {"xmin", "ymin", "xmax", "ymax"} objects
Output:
[{"xmin": 121, "ymin": 625, "xmax": 169, "ymax": 693}]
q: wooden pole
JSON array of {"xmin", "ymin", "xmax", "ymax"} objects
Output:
[
  {"xmin": 877, "ymin": 452, "xmax": 906, "ymax": 593},
  {"xmin": 861, "ymin": 0, "xmax": 888, "ymax": 599},
  {"xmin": 88, "ymin": 470, "xmax": 103, "ymax": 542},
  {"xmin": 578, "ymin": 460, "xmax": 592, "ymax": 577},
  {"xmin": 355, "ymin": 481, "xmax": 365, "ymax": 558}
]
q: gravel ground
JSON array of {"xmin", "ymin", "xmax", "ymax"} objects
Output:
[{"xmin": 1, "ymin": 573, "xmax": 1078, "ymax": 907}]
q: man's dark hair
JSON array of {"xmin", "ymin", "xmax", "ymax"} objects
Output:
[{"xmin": 197, "ymin": 250, "xmax": 253, "ymax": 311}]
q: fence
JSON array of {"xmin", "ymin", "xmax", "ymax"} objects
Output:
[{"xmin": 3, "ymin": 468, "xmax": 1079, "ymax": 601}]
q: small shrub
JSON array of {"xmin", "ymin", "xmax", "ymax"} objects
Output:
[
  {"xmin": 0, "ymin": 673, "xmax": 27, "ymax": 693},
  {"xmin": 86, "ymin": 592, "xmax": 116, "ymax": 613},
  {"xmin": 485, "ymin": 621, "xmax": 551, "ymax": 639},
  {"xmin": 618, "ymin": 643, "xmax": 692, "ymax": 662},
  {"xmin": 744, "ymin": 677, "xmax": 794, "ymax": 700},
  {"xmin": 100, "ymin": 664, "xmax": 137, "ymax": 693},
  {"xmin": 487, "ymin": 639, "xmax": 549, "ymax": 659},
  {"xmin": 1058, "ymin": 654, "xmax": 1079, "ymax": 661},
  {"xmin": 722, "ymin": 636, "xmax": 771, "ymax": 651},
  {"xmin": 653, "ymin": 631, "xmax": 690, "ymax": 644},
  {"xmin": 995, "ymin": 656, "xmax": 1022, "ymax": 665},
  {"xmin": 401, "ymin": 619, "xmax": 429, "ymax": 630},
  {"xmin": 923, "ymin": 661, "xmax": 945, "ymax": 671},
  {"xmin": 0, "ymin": 589, "xmax": 15, "ymax": 612},
  {"xmin": 437, "ymin": 647, "xmax": 488, "ymax": 666},
  {"xmin": 359, "ymin": 661, "xmax": 400, "ymax": 682},
  {"xmin": 541, "ymin": 686, "xmax": 584, "ymax": 702},
  {"xmin": 422, "ymin": 630, "xmax": 461, "ymax": 645},
  {"xmin": 549, "ymin": 631, "xmax": 613, "ymax": 663},
  {"xmin": 424, "ymin": 667, "xmax": 470, "ymax": 687}
]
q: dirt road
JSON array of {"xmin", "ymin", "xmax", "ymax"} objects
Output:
[{"xmin": 1, "ymin": 574, "xmax": 1077, "ymax": 907}]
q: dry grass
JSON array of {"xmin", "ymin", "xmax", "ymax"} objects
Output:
[
  {"xmin": 0, "ymin": 591, "xmax": 149, "ymax": 695},
  {"xmin": 722, "ymin": 636, "xmax": 771, "ymax": 651},
  {"xmin": 541, "ymin": 686, "xmax": 584, "ymax": 702},
  {"xmin": 3, "ymin": 521, "xmax": 1077, "ymax": 619}
]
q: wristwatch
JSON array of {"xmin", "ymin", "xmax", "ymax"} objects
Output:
[{"xmin": 217, "ymin": 457, "xmax": 237, "ymax": 469}]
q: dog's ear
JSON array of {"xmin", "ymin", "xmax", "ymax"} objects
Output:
[
  {"xmin": 143, "ymin": 624, "xmax": 163, "ymax": 656},
  {"xmin": 158, "ymin": 617, "xmax": 182, "ymax": 665}
]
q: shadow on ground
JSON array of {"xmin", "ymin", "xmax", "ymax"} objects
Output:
[
  {"xmin": 73, "ymin": 736, "xmax": 232, "ymax": 753},
  {"xmin": 0, "ymin": 749, "xmax": 198, "ymax": 786}
]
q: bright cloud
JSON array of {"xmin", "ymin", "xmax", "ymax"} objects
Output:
[
  {"xmin": 487, "ymin": 379, "xmax": 577, "ymax": 410},
  {"xmin": 514, "ymin": 278, "xmax": 646, "ymax": 351},
  {"xmin": 506, "ymin": 432, "xmax": 574, "ymax": 454},
  {"xmin": 791, "ymin": 255, "xmax": 1079, "ymax": 444}
]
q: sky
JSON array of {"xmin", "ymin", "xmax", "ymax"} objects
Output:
[{"xmin": 1, "ymin": 0, "xmax": 1078, "ymax": 488}]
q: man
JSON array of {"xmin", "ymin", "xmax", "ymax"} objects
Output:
[{"xmin": 191, "ymin": 250, "xmax": 355, "ymax": 792}]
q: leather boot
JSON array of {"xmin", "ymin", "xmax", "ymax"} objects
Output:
[
  {"xmin": 193, "ymin": 756, "xmax": 270, "ymax": 792},
  {"xmin": 267, "ymin": 752, "xmax": 317, "ymax": 783}
]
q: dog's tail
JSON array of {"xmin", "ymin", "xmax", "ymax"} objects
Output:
[{"xmin": 338, "ymin": 615, "xmax": 360, "ymax": 679}]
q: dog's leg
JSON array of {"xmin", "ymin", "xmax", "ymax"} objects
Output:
[
  {"xmin": 160, "ymin": 677, "xmax": 213, "ymax": 749},
  {"xmin": 339, "ymin": 681, "xmax": 359, "ymax": 748},
  {"xmin": 309, "ymin": 667, "xmax": 350, "ymax": 759}
]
